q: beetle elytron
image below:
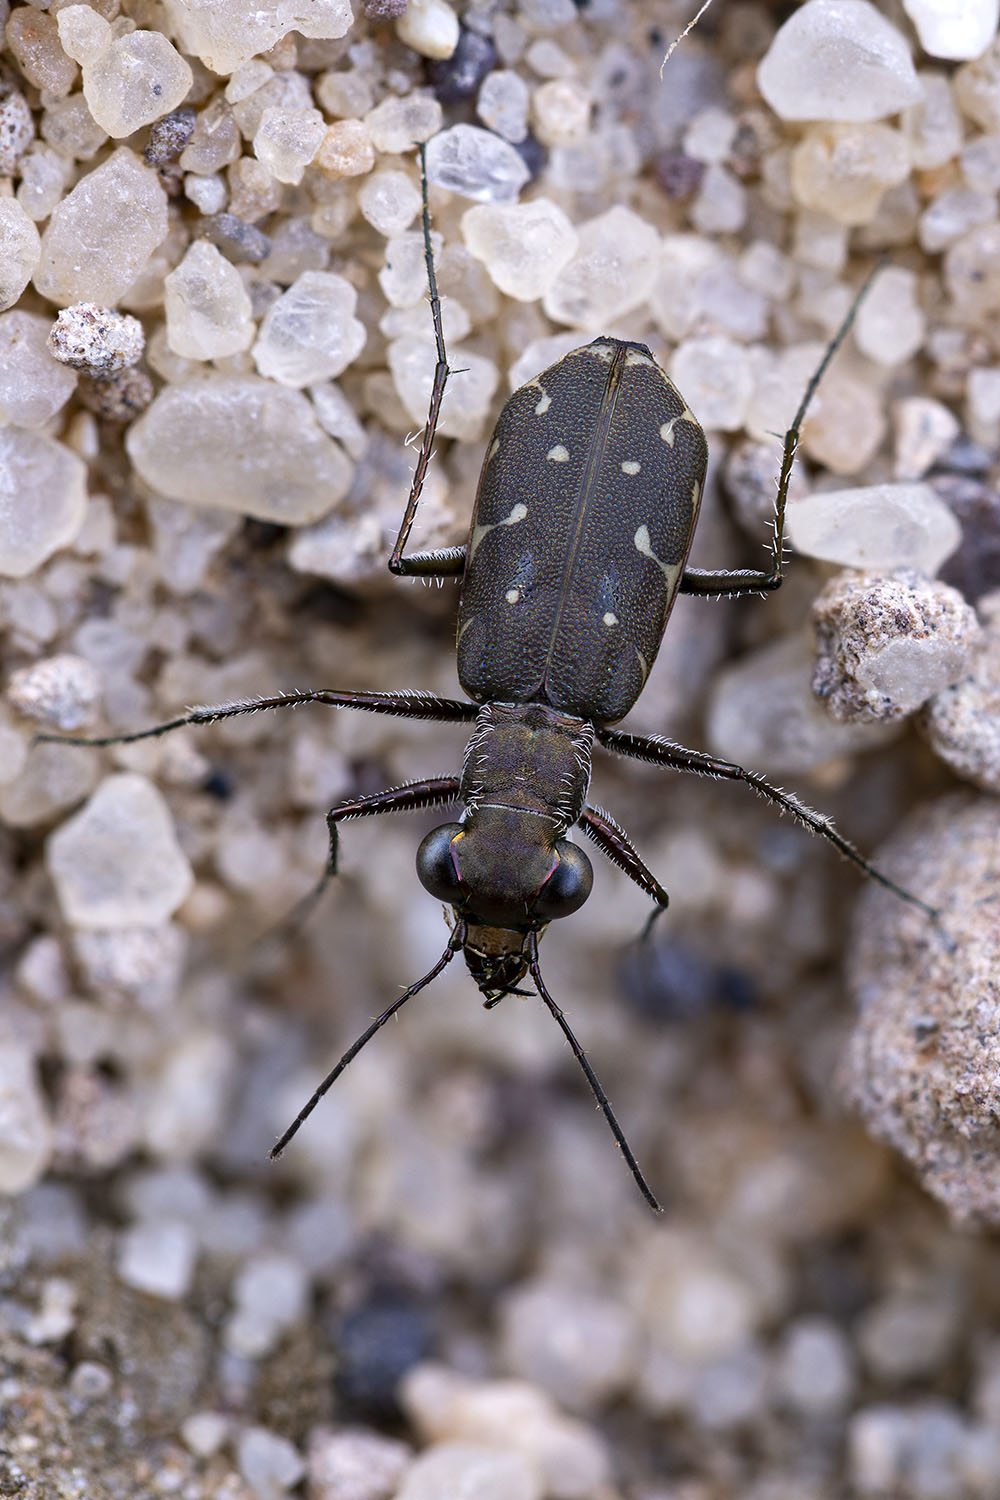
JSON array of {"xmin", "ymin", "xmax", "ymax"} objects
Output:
[{"xmin": 45, "ymin": 151, "xmax": 936, "ymax": 1211}]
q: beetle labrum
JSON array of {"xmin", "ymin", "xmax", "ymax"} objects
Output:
[{"xmin": 45, "ymin": 152, "xmax": 937, "ymax": 1212}]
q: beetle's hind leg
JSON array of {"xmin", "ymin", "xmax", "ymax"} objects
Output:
[
  {"xmin": 679, "ymin": 263, "xmax": 883, "ymax": 600},
  {"xmin": 597, "ymin": 725, "xmax": 940, "ymax": 923},
  {"xmin": 388, "ymin": 143, "xmax": 467, "ymax": 582}
]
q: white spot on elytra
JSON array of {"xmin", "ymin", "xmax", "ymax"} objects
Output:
[
  {"xmin": 625, "ymin": 348, "xmax": 654, "ymax": 368},
  {"xmin": 602, "ymin": 611, "xmax": 618, "ymax": 626},
  {"xmin": 506, "ymin": 587, "xmax": 520, "ymax": 603},
  {"xmin": 659, "ymin": 408, "xmax": 697, "ymax": 447},
  {"xmin": 547, "ymin": 444, "xmax": 570, "ymax": 463},
  {"xmin": 635, "ymin": 648, "xmax": 649, "ymax": 683},
  {"xmin": 469, "ymin": 501, "xmax": 528, "ymax": 559},
  {"xmin": 634, "ymin": 524, "xmax": 682, "ymax": 588},
  {"xmin": 534, "ymin": 389, "xmax": 551, "ymax": 415},
  {"xmin": 486, "ymin": 437, "xmax": 500, "ymax": 461},
  {"xmin": 621, "ymin": 460, "xmax": 640, "ymax": 475},
  {"xmin": 589, "ymin": 341, "xmax": 616, "ymax": 363}
]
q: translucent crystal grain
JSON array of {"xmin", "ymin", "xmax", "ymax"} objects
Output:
[
  {"xmin": 903, "ymin": 0, "xmax": 998, "ymax": 60},
  {"xmin": 126, "ymin": 375, "xmax": 353, "ymax": 524},
  {"xmin": 80, "ymin": 26, "xmax": 194, "ymax": 139},
  {"xmin": 690, "ymin": 163, "xmax": 747, "ymax": 235},
  {"xmin": 893, "ymin": 397, "xmax": 960, "ymax": 481},
  {"xmin": 788, "ymin": 482, "xmax": 961, "ymax": 572},
  {"xmin": 477, "ymin": 69, "xmax": 529, "ymax": 143},
  {"xmin": 757, "ymin": 0, "xmax": 922, "ymax": 123},
  {"xmin": 17, "ymin": 147, "xmax": 70, "ymax": 222},
  {"xmin": 41, "ymin": 93, "xmax": 107, "ymax": 163},
  {"xmin": 954, "ymin": 37, "xmax": 1000, "ymax": 133},
  {"xmin": 227, "ymin": 156, "xmax": 282, "ymax": 223},
  {"xmin": 34, "ymin": 148, "xmax": 168, "ymax": 308},
  {"xmin": 48, "ymin": 304, "xmax": 144, "ymax": 376},
  {"xmin": 6, "ymin": 7, "xmax": 77, "ymax": 98},
  {"xmin": 253, "ymin": 271, "xmax": 365, "ymax": 387},
  {"xmin": 902, "ymin": 73, "xmax": 963, "ymax": 170},
  {"xmin": 854, "ymin": 266, "xmax": 925, "ymax": 366},
  {"xmin": 55, "ymin": 5, "xmax": 109, "ymax": 66},
  {"xmin": 461, "ymin": 199, "xmax": 577, "ymax": 302},
  {"xmin": 543, "ymin": 205, "xmax": 660, "ymax": 329},
  {"xmin": 164, "ymin": 239, "xmax": 255, "ymax": 360},
  {"xmin": 47, "ymin": 773, "xmax": 194, "ymax": 929},
  {"xmin": 919, "ymin": 186, "xmax": 996, "ymax": 254},
  {"xmin": 179, "ymin": 97, "xmax": 241, "ymax": 175},
  {"xmin": 424, "ymin": 123, "xmax": 530, "ymax": 203},
  {"xmin": 307, "ymin": 1427, "xmax": 411, "ymax": 1500},
  {"xmin": 395, "ymin": 0, "xmax": 460, "ymax": 61},
  {"xmin": 801, "ymin": 370, "xmax": 887, "ymax": 476},
  {"xmin": 0, "ymin": 311, "xmax": 76, "ymax": 428},
  {"xmin": 117, "ymin": 1219, "xmax": 197, "ymax": 1300},
  {"xmin": 313, "ymin": 118, "xmax": 375, "ymax": 179},
  {"xmin": 670, "ymin": 337, "xmax": 752, "ymax": 431},
  {"xmin": 388, "ymin": 337, "xmax": 498, "ymax": 441},
  {"xmin": 316, "ymin": 68, "xmax": 373, "ymax": 120},
  {"xmin": 0, "ymin": 741, "xmax": 97, "ymax": 828},
  {"xmin": 237, "ymin": 1428, "xmax": 305, "ymax": 1500},
  {"xmin": 944, "ymin": 224, "xmax": 1000, "ymax": 315},
  {"xmin": 7, "ymin": 654, "xmax": 102, "ymax": 733},
  {"xmin": 791, "ymin": 123, "xmax": 910, "ymax": 226},
  {"xmin": 358, "ymin": 168, "xmax": 422, "ymax": 236},
  {"xmin": 0, "ymin": 1047, "xmax": 52, "ymax": 1195},
  {"xmin": 0, "ymin": 430, "xmax": 87, "ymax": 577},
  {"xmin": 184, "ymin": 172, "xmax": 226, "ymax": 214},
  {"xmin": 254, "ymin": 106, "xmax": 326, "ymax": 186},
  {"xmin": 532, "ymin": 78, "xmax": 590, "ymax": 149},
  {"xmin": 364, "ymin": 93, "xmax": 442, "ymax": 154},
  {"xmin": 379, "ymin": 230, "xmax": 442, "ymax": 309},
  {"xmin": 161, "ymin": 0, "xmax": 352, "ymax": 76}
]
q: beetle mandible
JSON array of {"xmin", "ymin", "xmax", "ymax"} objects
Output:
[{"xmin": 44, "ymin": 149, "xmax": 937, "ymax": 1212}]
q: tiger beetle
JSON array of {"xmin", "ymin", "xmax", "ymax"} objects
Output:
[{"xmin": 43, "ymin": 148, "xmax": 938, "ymax": 1213}]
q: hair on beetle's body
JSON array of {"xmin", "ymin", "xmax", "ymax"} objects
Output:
[{"xmin": 41, "ymin": 148, "xmax": 939, "ymax": 1214}]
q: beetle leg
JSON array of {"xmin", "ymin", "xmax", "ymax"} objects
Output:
[
  {"xmin": 388, "ymin": 144, "xmax": 467, "ymax": 581},
  {"xmin": 580, "ymin": 804, "xmax": 669, "ymax": 939},
  {"xmin": 270, "ymin": 776, "xmax": 464, "ymax": 940},
  {"xmin": 596, "ymin": 726, "xmax": 940, "ymax": 922},
  {"xmin": 679, "ymin": 261, "xmax": 884, "ymax": 598},
  {"xmin": 35, "ymin": 688, "xmax": 479, "ymax": 748}
]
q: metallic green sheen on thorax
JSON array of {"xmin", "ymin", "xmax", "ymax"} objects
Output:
[{"xmin": 456, "ymin": 338, "xmax": 709, "ymax": 725}]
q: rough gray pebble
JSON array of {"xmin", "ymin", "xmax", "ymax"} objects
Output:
[
  {"xmin": 921, "ymin": 588, "xmax": 1000, "ymax": 792},
  {"xmin": 842, "ymin": 793, "xmax": 1000, "ymax": 1226}
]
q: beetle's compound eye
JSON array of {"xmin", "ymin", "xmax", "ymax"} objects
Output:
[
  {"xmin": 533, "ymin": 840, "xmax": 593, "ymax": 920},
  {"xmin": 416, "ymin": 823, "xmax": 466, "ymax": 902}
]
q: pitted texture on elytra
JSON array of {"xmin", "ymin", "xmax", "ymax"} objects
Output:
[{"xmin": 457, "ymin": 338, "xmax": 707, "ymax": 723}]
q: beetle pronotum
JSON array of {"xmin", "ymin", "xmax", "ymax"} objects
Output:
[{"xmin": 44, "ymin": 149, "xmax": 937, "ymax": 1212}]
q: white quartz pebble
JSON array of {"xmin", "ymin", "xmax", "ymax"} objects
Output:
[
  {"xmin": 543, "ymin": 206, "xmax": 660, "ymax": 330},
  {"xmin": 364, "ymin": 93, "xmax": 442, "ymax": 155},
  {"xmin": 164, "ymin": 240, "xmax": 255, "ymax": 360},
  {"xmin": 161, "ymin": 0, "xmax": 353, "ymax": 75},
  {"xmin": 307, "ymin": 1427, "xmax": 411, "ymax": 1500},
  {"xmin": 902, "ymin": 0, "xmax": 999, "ymax": 61},
  {"xmin": 388, "ymin": 337, "xmax": 498, "ymax": 441},
  {"xmin": 396, "ymin": 1443, "xmax": 540, "ymax": 1500},
  {"xmin": 424, "ymin": 123, "xmax": 530, "ymax": 203},
  {"xmin": 0, "ymin": 311, "xmax": 77, "ymax": 428},
  {"xmin": 757, "ymin": 0, "xmax": 923, "ymax": 123},
  {"xmin": 787, "ymin": 482, "xmax": 961, "ymax": 573},
  {"xmin": 854, "ymin": 266, "xmax": 926, "ymax": 366},
  {"xmin": 461, "ymin": 199, "xmax": 577, "ymax": 301},
  {"xmin": 358, "ymin": 169, "xmax": 422, "ymax": 236},
  {"xmin": 0, "ymin": 199, "xmax": 41, "ymax": 311},
  {"xmin": 75, "ymin": 20, "xmax": 194, "ymax": 139},
  {"xmin": 117, "ymin": 1219, "xmax": 197, "ymax": 1299},
  {"xmin": 238, "ymin": 1427, "xmax": 305, "ymax": 1500},
  {"xmin": 46, "ymin": 773, "xmax": 194, "ymax": 929},
  {"xmin": 34, "ymin": 148, "xmax": 168, "ymax": 308},
  {"xmin": 670, "ymin": 336, "xmax": 753, "ymax": 431},
  {"xmin": 396, "ymin": 0, "xmax": 460, "ymax": 60},
  {"xmin": 478, "ymin": 69, "xmax": 530, "ymax": 143},
  {"xmin": 126, "ymin": 376, "xmax": 353, "ymax": 524},
  {"xmin": 254, "ymin": 106, "xmax": 326, "ymax": 186},
  {"xmin": 253, "ymin": 271, "xmax": 366, "ymax": 387},
  {"xmin": 0, "ymin": 1046, "xmax": 52, "ymax": 1194},
  {"xmin": 0, "ymin": 430, "xmax": 87, "ymax": 577}
]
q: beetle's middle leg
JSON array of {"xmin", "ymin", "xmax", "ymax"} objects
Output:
[
  {"xmin": 678, "ymin": 263, "xmax": 883, "ymax": 600},
  {"xmin": 388, "ymin": 143, "xmax": 467, "ymax": 582},
  {"xmin": 597, "ymin": 725, "xmax": 940, "ymax": 922}
]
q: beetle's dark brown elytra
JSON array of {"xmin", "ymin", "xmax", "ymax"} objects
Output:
[{"xmin": 42, "ymin": 149, "xmax": 938, "ymax": 1212}]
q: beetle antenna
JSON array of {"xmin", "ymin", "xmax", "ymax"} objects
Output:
[
  {"xmin": 527, "ymin": 932, "xmax": 662, "ymax": 1213},
  {"xmin": 269, "ymin": 923, "xmax": 465, "ymax": 1159}
]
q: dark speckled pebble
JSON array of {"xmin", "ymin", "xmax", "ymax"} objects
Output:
[
  {"xmin": 144, "ymin": 107, "xmax": 196, "ymax": 166},
  {"xmin": 427, "ymin": 29, "xmax": 497, "ymax": 104},
  {"xmin": 199, "ymin": 212, "xmax": 272, "ymax": 265},
  {"xmin": 333, "ymin": 1289, "xmax": 434, "ymax": 1420}
]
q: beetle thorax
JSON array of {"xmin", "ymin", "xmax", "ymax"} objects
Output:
[{"xmin": 460, "ymin": 701, "xmax": 593, "ymax": 827}]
